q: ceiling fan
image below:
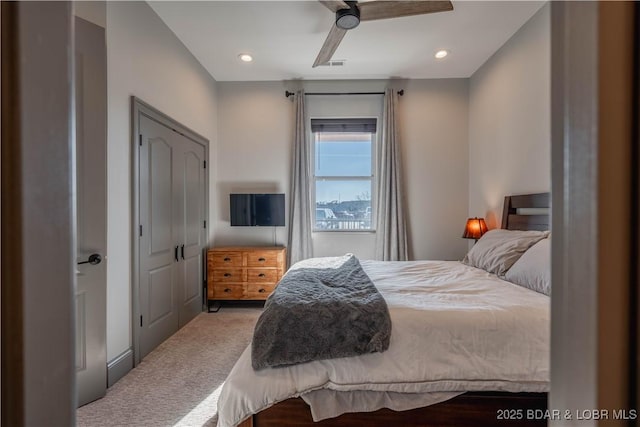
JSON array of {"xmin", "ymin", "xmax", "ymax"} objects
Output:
[{"xmin": 314, "ymin": 0, "xmax": 454, "ymax": 67}]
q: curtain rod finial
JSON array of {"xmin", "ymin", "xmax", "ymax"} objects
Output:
[
  {"xmin": 398, "ymin": 90, "xmax": 404, "ymax": 96},
  {"xmin": 285, "ymin": 91, "xmax": 295, "ymax": 98}
]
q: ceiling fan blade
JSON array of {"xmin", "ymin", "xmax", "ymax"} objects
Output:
[
  {"xmin": 359, "ymin": 1, "xmax": 453, "ymax": 22},
  {"xmin": 319, "ymin": 0, "xmax": 350, "ymax": 13},
  {"xmin": 313, "ymin": 23, "xmax": 348, "ymax": 68}
]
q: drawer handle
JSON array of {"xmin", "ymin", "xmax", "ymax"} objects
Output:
[
  {"xmin": 258, "ymin": 273, "xmax": 266, "ymax": 277},
  {"xmin": 258, "ymin": 257, "xmax": 266, "ymax": 262},
  {"xmin": 224, "ymin": 273, "xmax": 231, "ymax": 277},
  {"xmin": 224, "ymin": 288, "xmax": 231, "ymax": 293},
  {"xmin": 223, "ymin": 257, "xmax": 231, "ymax": 262},
  {"xmin": 258, "ymin": 288, "xmax": 266, "ymax": 293}
]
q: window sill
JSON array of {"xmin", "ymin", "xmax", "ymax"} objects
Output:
[{"xmin": 312, "ymin": 229, "xmax": 376, "ymax": 234}]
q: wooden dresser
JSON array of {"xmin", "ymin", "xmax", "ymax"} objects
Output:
[{"xmin": 207, "ymin": 246, "xmax": 286, "ymax": 302}]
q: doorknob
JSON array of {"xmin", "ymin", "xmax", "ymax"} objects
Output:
[{"xmin": 77, "ymin": 253, "xmax": 102, "ymax": 265}]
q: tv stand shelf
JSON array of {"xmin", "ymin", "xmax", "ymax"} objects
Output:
[{"xmin": 207, "ymin": 246, "xmax": 286, "ymax": 305}]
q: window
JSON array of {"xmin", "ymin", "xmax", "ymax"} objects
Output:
[{"xmin": 312, "ymin": 118, "xmax": 376, "ymax": 231}]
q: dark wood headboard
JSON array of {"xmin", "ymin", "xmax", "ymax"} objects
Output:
[{"xmin": 501, "ymin": 193, "xmax": 550, "ymax": 231}]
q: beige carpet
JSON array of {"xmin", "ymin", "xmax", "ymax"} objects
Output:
[{"xmin": 77, "ymin": 307, "xmax": 262, "ymax": 427}]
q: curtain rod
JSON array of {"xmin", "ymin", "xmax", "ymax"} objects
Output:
[{"xmin": 285, "ymin": 90, "xmax": 404, "ymax": 98}]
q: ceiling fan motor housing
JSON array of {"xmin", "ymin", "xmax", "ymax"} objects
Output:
[{"xmin": 336, "ymin": 1, "xmax": 360, "ymax": 30}]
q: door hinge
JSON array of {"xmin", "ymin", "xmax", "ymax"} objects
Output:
[
  {"xmin": 203, "ymin": 160, "xmax": 207, "ymax": 169},
  {"xmin": 139, "ymin": 134, "xmax": 142, "ymax": 146},
  {"xmin": 204, "ymin": 220, "xmax": 207, "ymax": 229},
  {"xmin": 140, "ymin": 315, "xmax": 143, "ymax": 327},
  {"xmin": 139, "ymin": 224, "xmax": 143, "ymax": 237}
]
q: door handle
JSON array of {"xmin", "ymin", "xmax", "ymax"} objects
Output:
[
  {"xmin": 175, "ymin": 246, "xmax": 179, "ymax": 262},
  {"xmin": 77, "ymin": 253, "xmax": 102, "ymax": 266},
  {"xmin": 181, "ymin": 244, "xmax": 185, "ymax": 260}
]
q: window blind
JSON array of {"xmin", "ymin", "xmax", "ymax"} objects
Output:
[{"xmin": 311, "ymin": 118, "xmax": 377, "ymax": 133}]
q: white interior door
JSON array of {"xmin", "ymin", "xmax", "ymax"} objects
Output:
[{"xmin": 75, "ymin": 16, "xmax": 107, "ymax": 407}]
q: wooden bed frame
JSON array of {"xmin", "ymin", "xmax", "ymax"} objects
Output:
[
  {"xmin": 239, "ymin": 193, "xmax": 551, "ymax": 427},
  {"xmin": 501, "ymin": 193, "xmax": 550, "ymax": 231}
]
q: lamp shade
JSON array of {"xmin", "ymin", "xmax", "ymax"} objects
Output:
[{"xmin": 462, "ymin": 217, "xmax": 488, "ymax": 240}]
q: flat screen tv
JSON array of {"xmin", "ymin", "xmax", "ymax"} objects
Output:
[{"xmin": 230, "ymin": 193, "xmax": 285, "ymax": 226}]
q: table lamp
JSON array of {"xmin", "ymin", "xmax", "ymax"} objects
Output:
[{"xmin": 462, "ymin": 217, "xmax": 488, "ymax": 243}]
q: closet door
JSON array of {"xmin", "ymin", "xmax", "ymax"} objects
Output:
[
  {"xmin": 138, "ymin": 113, "xmax": 207, "ymax": 360},
  {"xmin": 139, "ymin": 115, "xmax": 180, "ymax": 359},
  {"xmin": 176, "ymin": 141, "xmax": 207, "ymax": 326}
]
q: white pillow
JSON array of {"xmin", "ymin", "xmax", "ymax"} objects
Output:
[
  {"xmin": 505, "ymin": 237, "xmax": 551, "ymax": 295},
  {"xmin": 462, "ymin": 229, "xmax": 549, "ymax": 276}
]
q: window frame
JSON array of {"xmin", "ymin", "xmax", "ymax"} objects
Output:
[{"xmin": 311, "ymin": 117, "xmax": 378, "ymax": 233}]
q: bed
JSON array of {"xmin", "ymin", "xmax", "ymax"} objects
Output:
[{"xmin": 219, "ymin": 193, "xmax": 551, "ymax": 427}]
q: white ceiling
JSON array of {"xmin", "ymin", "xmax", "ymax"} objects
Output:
[{"xmin": 149, "ymin": 1, "xmax": 546, "ymax": 82}]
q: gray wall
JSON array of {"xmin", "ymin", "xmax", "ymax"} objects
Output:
[
  {"xmin": 400, "ymin": 79, "xmax": 470, "ymax": 260},
  {"xmin": 106, "ymin": 1, "xmax": 218, "ymax": 361},
  {"xmin": 468, "ymin": 4, "xmax": 551, "ymax": 227},
  {"xmin": 214, "ymin": 82, "xmax": 292, "ymax": 251},
  {"xmin": 215, "ymin": 79, "xmax": 469, "ymax": 261}
]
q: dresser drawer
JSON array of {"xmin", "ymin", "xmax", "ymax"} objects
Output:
[
  {"xmin": 247, "ymin": 268, "xmax": 278, "ymax": 283},
  {"xmin": 210, "ymin": 252, "xmax": 243, "ymax": 267},
  {"xmin": 245, "ymin": 282, "xmax": 277, "ymax": 300},
  {"xmin": 210, "ymin": 283, "xmax": 244, "ymax": 300},
  {"xmin": 207, "ymin": 246, "xmax": 286, "ymax": 303},
  {"xmin": 211, "ymin": 268, "xmax": 245, "ymax": 282},
  {"xmin": 246, "ymin": 251, "xmax": 279, "ymax": 267}
]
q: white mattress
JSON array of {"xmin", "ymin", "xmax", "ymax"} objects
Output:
[{"xmin": 217, "ymin": 260, "xmax": 550, "ymax": 427}]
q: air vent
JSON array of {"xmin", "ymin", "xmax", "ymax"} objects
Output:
[{"xmin": 317, "ymin": 59, "xmax": 346, "ymax": 67}]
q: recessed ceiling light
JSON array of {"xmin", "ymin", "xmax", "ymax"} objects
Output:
[
  {"xmin": 435, "ymin": 50, "xmax": 449, "ymax": 59},
  {"xmin": 238, "ymin": 54, "xmax": 253, "ymax": 62}
]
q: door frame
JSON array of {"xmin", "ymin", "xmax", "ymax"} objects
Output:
[
  {"xmin": 1, "ymin": 2, "xmax": 76, "ymax": 424},
  {"xmin": 550, "ymin": 1, "xmax": 636, "ymax": 421},
  {"xmin": 131, "ymin": 97, "xmax": 209, "ymax": 366}
]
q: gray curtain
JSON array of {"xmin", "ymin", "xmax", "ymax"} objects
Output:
[
  {"xmin": 287, "ymin": 91, "xmax": 313, "ymax": 266},
  {"xmin": 375, "ymin": 89, "xmax": 408, "ymax": 261}
]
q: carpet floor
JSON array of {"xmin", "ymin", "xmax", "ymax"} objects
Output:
[{"xmin": 77, "ymin": 307, "xmax": 262, "ymax": 427}]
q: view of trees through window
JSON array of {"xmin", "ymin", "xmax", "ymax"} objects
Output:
[{"xmin": 314, "ymin": 130, "xmax": 374, "ymax": 231}]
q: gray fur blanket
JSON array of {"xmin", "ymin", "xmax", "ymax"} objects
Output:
[{"xmin": 251, "ymin": 254, "xmax": 392, "ymax": 370}]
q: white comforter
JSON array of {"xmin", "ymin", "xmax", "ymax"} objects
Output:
[{"xmin": 217, "ymin": 260, "xmax": 550, "ymax": 427}]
